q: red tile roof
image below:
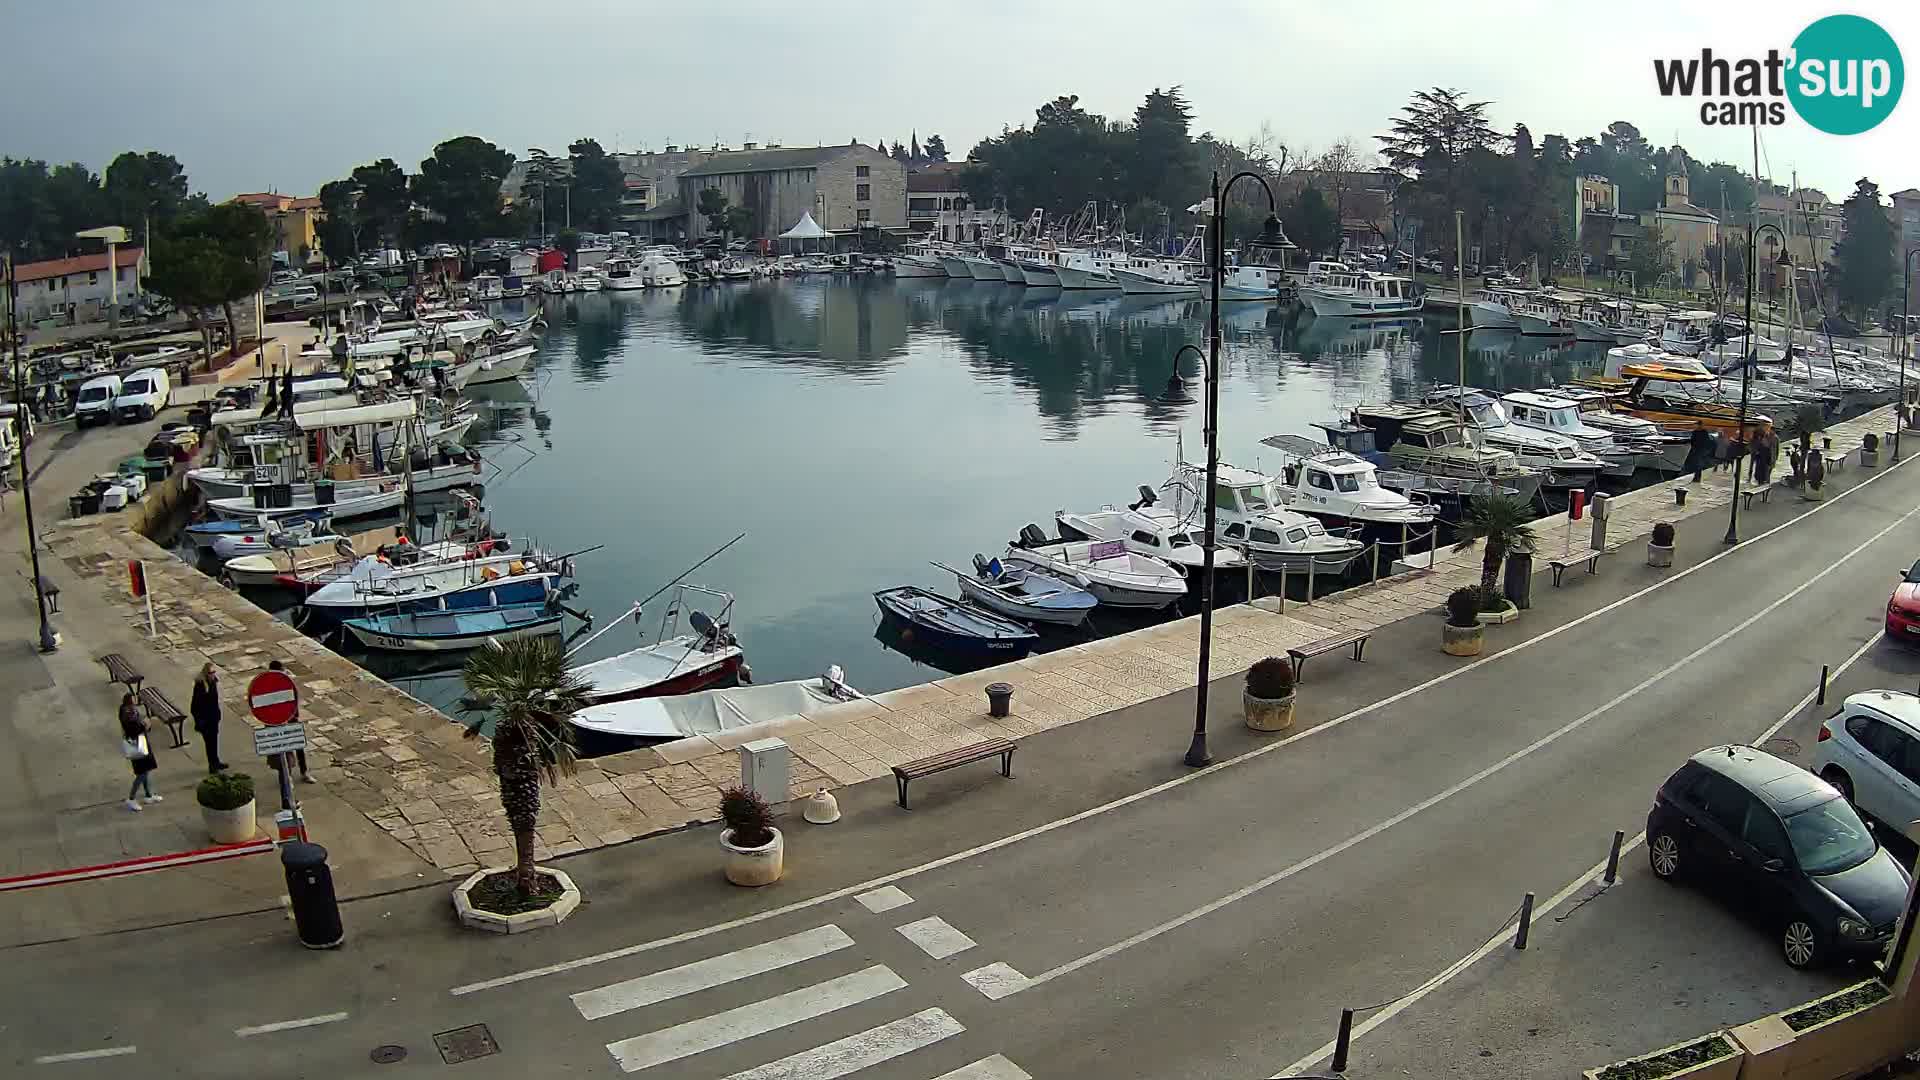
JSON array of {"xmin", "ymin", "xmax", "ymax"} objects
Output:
[{"xmin": 13, "ymin": 247, "xmax": 144, "ymax": 284}]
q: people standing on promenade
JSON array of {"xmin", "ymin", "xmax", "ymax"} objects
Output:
[
  {"xmin": 119, "ymin": 692, "xmax": 160, "ymax": 811},
  {"xmin": 1686, "ymin": 421, "xmax": 1714, "ymax": 483},
  {"xmin": 191, "ymin": 664, "xmax": 226, "ymax": 773}
]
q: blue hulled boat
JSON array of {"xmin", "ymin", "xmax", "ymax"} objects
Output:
[
  {"xmin": 341, "ymin": 602, "xmax": 564, "ymax": 653},
  {"xmin": 873, "ymin": 586, "xmax": 1038, "ymax": 656}
]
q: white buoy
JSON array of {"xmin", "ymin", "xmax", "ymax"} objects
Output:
[{"xmin": 802, "ymin": 788, "xmax": 841, "ymax": 825}]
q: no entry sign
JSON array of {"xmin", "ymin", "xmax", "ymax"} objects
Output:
[{"xmin": 248, "ymin": 670, "xmax": 299, "ymax": 726}]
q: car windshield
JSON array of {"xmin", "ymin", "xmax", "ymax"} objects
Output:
[
  {"xmin": 1784, "ymin": 797, "xmax": 1877, "ymax": 875},
  {"xmin": 122, "ymin": 379, "xmax": 150, "ymax": 395},
  {"xmin": 79, "ymin": 386, "xmax": 109, "ymax": 402},
  {"xmin": 1906, "ymin": 560, "xmax": 1920, "ymax": 584}
]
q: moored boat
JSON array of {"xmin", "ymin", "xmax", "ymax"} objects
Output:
[
  {"xmin": 939, "ymin": 556, "xmax": 1098, "ymax": 627},
  {"xmin": 874, "ymin": 585, "xmax": 1039, "ymax": 655},
  {"xmin": 342, "ymin": 602, "xmax": 565, "ymax": 652}
]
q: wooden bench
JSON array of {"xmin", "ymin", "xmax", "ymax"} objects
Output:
[
  {"xmin": 138, "ymin": 686, "xmax": 189, "ymax": 749},
  {"xmin": 97, "ymin": 652, "xmax": 144, "ymax": 692},
  {"xmin": 1740, "ymin": 481, "xmax": 1779, "ymax": 510},
  {"xmin": 1821, "ymin": 450, "xmax": 1848, "ymax": 474},
  {"xmin": 1547, "ymin": 546, "xmax": 1609, "ymax": 586},
  {"xmin": 893, "ymin": 738, "xmax": 1015, "ymax": 809},
  {"xmin": 1287, "ymin": 630, "xmax": 1372, "ymax": 679}
]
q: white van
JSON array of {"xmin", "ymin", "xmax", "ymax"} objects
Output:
[
  {"xmin": 73, "ymin": 374, "xmax": 123, "ymax": 428},
  {"xmin": 114, "ymin": 367, "xmax": 172, "ymax": 422},
  {"xmin": 0, "ymin": 403, "xmax": 28, "ymax": 470}
]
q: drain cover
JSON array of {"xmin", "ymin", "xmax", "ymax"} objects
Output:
[
  {"xmin": 434, "ymin": 1024, "xmax": 499, "ymax": 1064},
  {"xmin": 369, "ymin": 1045, "xmax": 407, "ymax": 1064}
]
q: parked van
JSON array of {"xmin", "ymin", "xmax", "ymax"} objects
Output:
[
  {"xmin": 73, "ymin": 374, "xmax": 123, "ymax": 428},
  {"xmin": 114, "ymin": 367, "xmax": 171, "ymax": 422},
  {"xmin": 0, "ymin": 403, "xmax": 29, "ymax": 470}
]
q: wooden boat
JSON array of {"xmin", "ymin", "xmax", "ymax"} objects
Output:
[
  {"xmin": 341, "ymin": 602, "xmax": 564, "ymax": 652},
  {"xmin": 874, "ymin": 586, "xmax": 1039, "ymax": 655},
  {"xmin": 938, "ymin": 556, "xmax": 1098, "ymax": 627}
]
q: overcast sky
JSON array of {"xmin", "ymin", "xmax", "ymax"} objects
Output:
[{"xmin": 4, "ymin": 1, "xmax": 1913, "ymax": 202}]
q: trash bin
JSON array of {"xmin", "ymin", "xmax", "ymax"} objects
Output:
[
  {"xmin": 271, "ymin": 482, "xmax": 294, "ymax": 509},
  {"xmin": 314, "ymin": 479, "xmax": 335, "ymax": 506},
  {"xmin": 1502, "ymin": 551, "xmax": 1533, "ymax": 611},
  {"xmin": 281, "ymin": 842, "xmax": 344, "ymax": 949},
  {"xmin": 986, "ymin": 682, "xmax": 1014, "ymax": 718}
]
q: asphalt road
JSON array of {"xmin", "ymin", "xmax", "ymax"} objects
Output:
[{"xmin": 7, "ymin": 456, "xmax": 1920, "ymax": 1079}]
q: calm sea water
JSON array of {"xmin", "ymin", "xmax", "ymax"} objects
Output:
[{"xmin": 380, "ymin": 279, "xmax": 1616, "ymax": 706}]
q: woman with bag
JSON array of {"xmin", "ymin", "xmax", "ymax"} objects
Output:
[{"xmin": 120, "ymin": 692, "xmax": 161, "ymax": 811}]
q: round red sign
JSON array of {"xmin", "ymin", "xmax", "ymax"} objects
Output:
[{"xmin": 248, "ymin": 670, "xmax": 299, "ymax": 725}]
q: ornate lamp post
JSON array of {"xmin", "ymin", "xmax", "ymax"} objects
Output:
[{"xmin": 1725, "ymin": 223, "xmax": 1788, "ymax": 545}]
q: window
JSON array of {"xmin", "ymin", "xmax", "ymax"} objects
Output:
[
  {"xmin": 856, "ymin": 209, "xmax": 871, "ymax": 223},
  {"xmin": 1130, "ymin": 530, "xmax": 1160, "ymax": 547},
  {"xmin": 1249, "ymin": 527, "xmax": 1280, "ymax": 544},
  {"xmin": 1682, "ymin": 769, "xmax": 1752, "ymax": 836},
  {"xmin": 1285, "ymin": 528, "xmax": 1309, "ymax": 543},
  {"xmin": 1307, "ymin": 470, "xmax": 1334, "ymax": 491},
  {"xmin": 856, "ymin": 165, "xmax": 870, "ymax": 178},
  {"xmin": 1335, "ymin": 473, "xmax": 1360, "ymax": 493},
  {"xmin": 1223, "ymin": 523, "xmax": 1246, "ymax": 540},
  {"xmin": 1212, "ymin": 483, "xmax": 1239, "ymax": 512},
  {"xmin": 1784, "ymin": 798, "xmax": 1876, "ymax": 874},
  {"xmin": 1741, "ymin": 802, "xmax": 1790, "ymax": 861},
  {"xmin": 88, "ymin": 271, "xmax": 99, "ymax": 285},
  {"xmin": 857, "ymin": 184, "xmax": 871, "ymax": 202}
]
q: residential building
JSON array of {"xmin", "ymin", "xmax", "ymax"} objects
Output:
[
  {"xmin": 1636, "ymin": 149, "xmax": 1718, "ymax": 281},
  {"xmin": 1751, "ymin": 186, "xmax": 1846, "ymax": 270},
  {"xmin": 676, "ymin": 143, "xmax": 905, "ymax": 243},
  {"xmin": 1893, "ymin": 188, "xmax": 1920, "ymax": 312},
  {"xmin": 230, "ymin": 192, "xmax": 322, "ymax": 267},
  {"xmin": 1579, "ymin": 176, "xmax": 1620, "ymax": 216},
  {"xmin": 11, "ymin": 247, "xmax": 145, "ymax": 324},
  {"xmin": 906, "ymin": 163, "xmax": 989, "ymax": 242}
]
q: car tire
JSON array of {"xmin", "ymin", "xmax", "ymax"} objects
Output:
[
  {"xmin": 1783, "ymin": 915, "xmax": 1828, "ymax": 969},
  {"xmin": 1648, "ymin": 831, "xmax": 1684, "ymax": 882},
  {"xmin": 1821, "ymin": 767, "xmax": 1855, "ymax": 803}
]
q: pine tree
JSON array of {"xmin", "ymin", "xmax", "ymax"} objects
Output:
[{"xmin": 1831, "ymin": 177, "xmax": 1896, "ymax": 321}]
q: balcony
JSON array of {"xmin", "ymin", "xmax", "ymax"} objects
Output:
[{"xmin": 907, "ymin": 208, "xmax": 938, "ymax": 220}]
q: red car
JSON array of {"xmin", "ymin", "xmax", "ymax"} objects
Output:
[{"xmin": 1887, "ymin": 560, "xmax": 1920, "ymax": 638}]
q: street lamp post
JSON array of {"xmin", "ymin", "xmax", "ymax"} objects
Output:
[
  {"xmin": 1726, "ymin": 222, "xmax": 1788, "ymax": 546},
  {"xmin": 1181, "ymin": 169, "xmax": 1282, "ymax": 769},
  {"xmin": 4, "ymin": 256, "xmax": 59, "ymax": 652},
  {"xmin": 1901, "ymin": 247, "xmax": 1919, "ymax": 463}
]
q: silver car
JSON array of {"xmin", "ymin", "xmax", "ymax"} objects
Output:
[{"xmin": 1812, "ymin": 690, "xmax": 1920, "ymax": 838}]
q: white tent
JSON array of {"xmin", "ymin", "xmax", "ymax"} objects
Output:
[{"xmin": 779, "ymin": 211, "xmax": 832, "ymax": 240}]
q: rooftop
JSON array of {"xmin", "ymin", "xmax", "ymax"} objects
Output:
[
  {"xmin": 681, "ymin": 145, "xmax": 875, "ymax": 178},
  {"xmin": 13, "ymin": 247, "xmax": 145, "ymax": 284}
]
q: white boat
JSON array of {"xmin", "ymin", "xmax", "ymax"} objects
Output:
[
  {"xmin": 305, "ymin": 549, "xmax": 557, "ymax": 618},
  {"xmin": 1424, "ymin": 388, "xmax": 1608, "ymax": 489},
  {"xmin": 1659, "ymin": 310, "xmax": 1718, "ymax": 355},
  {"xmin": 1055, "ymin": 504, "xmax": 1246, "ymax": 571},
  {"xmin": 222, "ymin": 529, "xmax": 397, "ymax": 588},
  {"xmin": 1514, "ymin": 293, "xmax": 1575, "ymax": 337},
  {"xmin": 1258, "ymin": 434, "xmax": 1441, "ymax": 535},
  {"xmin": 1053, "ymin": 250, "xmax": 1123, "ymax": 290},
  {"xmin": 542, "ymin": 269, "xmax": 574, "ymax": 294},
  {"xmin": 568, "ymin": 587, "xmax": 745, "ymax": 703},
  {"xmin": 207, "ymin": 481, "xmax": 407, "ymax": 522},
  {"xmin": 639, "ymin": 252, "xmax": 686, "ymax": 287},
  {"xmin": 575, "ymin": 267, "xmax": 605, "ymax": 291},
  {"xmin": 1499, "ymin": 390, "xmax": 1657, "ymax": 478},
  {"xmin": 992, "ymin": 258, "xmax": 1023, "ymax": 283},
  {"xmin": 1002, "ymin": 532, "xmax": 1187, "ymax": 610},
  {"xmin": 210, "ymin": 520, "xmax": 333, "ymax": 561},
  {"xmin": 602, "ymin": 257, "xmax": 645, "ymax": 291},
  {"xmin": 941, "ymin": 556, "xmax": 1099, "ymax": 627},
  {"xmin": 1115, "ymin": 257, "xmax": 1200, "ymax": 296},
  {"xmin": 471, "ymin": 274, "xmax": 504, "ymax": 302},
  {"xmin": 1014, "ymin": 249, "xmax": 1061, "ymax": 287},
  {"xmin": 1216, "ymin": 264, "xmax": 1280, "ymax": 301},
  {"xmin": 961, "ymin": 254, "xmax": 1006, "ymax": 281},
  {"xmin": 895, "ymin": 244, "xmax": 954, "ymax": 278},
  {"xmin": 1299, "ymin": 269, "xmax": 1421, "ymax": 317},
  {"xmin": 569, "ymin": 669, "xmax": 859, "ymax": 749},
  {"xmin": 1469, "ymin": 288, "xmax": 1527, "ymax": 330},
  {"xmin": 938, "ymin": 254, "xmax": 975, "ymax": 278},
  {"xmin": 1161, "ymin": 462, "xmax": 1367, "ymax": 571},
  {"xmin": 466, "ymin": 344, "xmax": 533, "ymax": 385}
]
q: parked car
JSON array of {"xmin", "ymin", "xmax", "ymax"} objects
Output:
[
  {"xmin": 1887, "ymin": 560, "xmax": 1920, "ymax": 639},
  {"xmin": 1647, "ymin": 745, "xmax": 1910, "ymax": 968},
  {"xmin": 1812, "ymin": 691, "xmax": 1920, "ymax": 834}
]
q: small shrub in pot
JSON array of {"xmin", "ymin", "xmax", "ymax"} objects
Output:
[
  {"xmin": 1648, "ymin": 520, "xmax": 1676, "ymax": 568},
  {"xmin": 720, "ymin": 785, "xmax": 784, "ymax": 886},
  {"xmin": 1445, "ymin": 587, "xmax": 1482, "ymax": 628},
  {"xmin": 720, "ymin": 786, "xmax": 775, "ymax": 848},
  {"xmin": 1243, "ymin": 656, "xmax": 1297, "ymax": 732},
  {"xmin": 1443, "ymin": 587, "xmax": 1487, "ymax": 656},
  {"xmin": 197, "ymin": 771, "xmax": 256, "ymax": 844},
  {"xmin": 1651, "ymin": 522, "xmax": 1675, "ymax": 546}
]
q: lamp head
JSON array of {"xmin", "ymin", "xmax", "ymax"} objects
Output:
[{"xmin": 1158, "ymin": 373, "xmax": 1196, "ymax": 405}]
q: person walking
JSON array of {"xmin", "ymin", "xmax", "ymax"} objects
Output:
[
  {"xmin": 1686, "ymin": 421, "xmax": 1714, "ymax": 483},
  {"xmin": 191, "ymin": 664, "xmax": 227, "ymax": 773},
  {"xmin": 119, "ymin": 692, "xmax": 160, "ymax": 811},
  {"xmin": 1752, "ymin": 427, "xmax": 1777, "ymax": 484}
]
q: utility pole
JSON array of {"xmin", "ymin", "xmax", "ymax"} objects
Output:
[{"xmin": 6, "ymin": 256, "xmax": 59, "ymax": 652}]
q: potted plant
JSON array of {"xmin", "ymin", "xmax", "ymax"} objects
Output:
[
  {"xmin": 720, "ymin": 786, "xmax": 784, "ymax": 886},
  {"xmin": 1861, "ymin": 431, "xmax": 1879, "ymax": 468},
  {"xmin": 1648, "ymin": 521, "xmax": 1676, "ymax": 568},
  {"xmin": 1243, "ymin": 657, "xmax": 1296, "ymax": 732},
  {"xmin": 1804, "ymin": 452, "xmax": 1826, "ymax": 501},
  {"xmin": 1582, "ymin": 1031, "xmax": 1740, "ymax": 1080},
  {"xmin": 1443, "ymin": 587, "xmax": 1485, "ymax": 656},
  {"xmin": 197, "ymin": 771, "xmax": 256, "ymax": 843},
  {"xmin": 1451, "ymin": 492, "xmax": 1534, "ymax": 620},
  {"xmin": 451, "ymin": 637, "xmax": 591, "ymax": 930}
]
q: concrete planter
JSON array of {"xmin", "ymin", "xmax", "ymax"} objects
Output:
[
  {"xmin": 1803, "ymin": 484, "xmax": 1826, "ymax": 502},
  {"xmin": 201, "ymin": 799, "xmax": 256, "ymax": 844},
  {"xmin": 1476, "ymin": 601, "xmax": 1519, "ymax": 626},
  {"xmin": 1647, "ymin": 542, "xmax": 1675, "ymax": 568},
  {"xmin": 1243, "ymin": 690, "xmax": 1295, "ymax": 732},
  {"xmin": 1581, "ymin": 1031, "xmax": 1740, "ymax": 1080},
  {"xmin": 1861, "ymin": 449, "xmax": 1880, "ymax": 468},
  {"xmin": 1442, "ymin": 622, "xmax": 1483, "ymax": 657},
  {"xmin": 452, "ymin": 866, "xmax": 582, "ymax": 934},
  {"xmin": 721, "ymin": 826, "xmax": 784, "ymax": 887},
  {"xmin": 1732, "ymin": 980, "xmax": 1900, "ymax": 1080}
]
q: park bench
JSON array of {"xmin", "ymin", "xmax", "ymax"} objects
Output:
[
  {"xmin": 138, "ymin": 686, "xmax": 189, "ymax": 749},
  {"xmin": 1740, "ymin": 481, "xmax": 1780, "ymax": 510},
  {"xmin": 1821, "ymin": 450, "xmax": 1848, "ymax": 475},
  {"xmin": 1286, "ymin": 630, "xmax": 1372, "ymax": 680},
  {"xmin": 1547, "ymin": 546, "xmax": 1610, "ymax": 587},
  {"xmin": 97, "ymin": 653, "xmax": 144, "ymax": 692},
  {"xmin": 893, "ymin": 738, "xmax": 1015, "ymax": 809}
]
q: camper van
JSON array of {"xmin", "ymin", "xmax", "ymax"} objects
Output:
[
  {"xmin": 73, "ymin": 374, "xmax": 123, "ymax": 428},
  {"xmin": 114, "ymin": 367, "xmax": 172, "ymax": 422}
]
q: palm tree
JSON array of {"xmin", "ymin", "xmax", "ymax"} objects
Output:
[
  {"xmin": 459, "ymin": 638, "xmax": 590, "ymax": 897},
  {"xmin": 1451, "ymin": 492, "xmax": 1537, "ymax": 603}
]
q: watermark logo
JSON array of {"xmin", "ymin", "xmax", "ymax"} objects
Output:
[{"xmin": 1651, "ymin": 13, "xmax": 1903, "ymax": 133}]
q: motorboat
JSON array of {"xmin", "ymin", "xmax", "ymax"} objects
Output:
[
  {"xmin": 1424, "ymin": 387, "xmax": 1608, "ymax": 490},
  {"xmin": 1325, "ymin": 404, "xmax": 1544, "ymax": 505},
  {"xmin": 1596, "ymin": 345, "xmax": 1776, "ymax": 437},
  {"xmin": 471, "ymin": 274, "xmax": 504, "ymax": 302},
  {"xmin": 1469, "ymin": 288, "xmax": 1528, "ymax": 330},
  {"xmin": 568, "ymin": 586, "xmax": 746, "ymax": 703},
  {"xmin": 1003, "ymin": 530, "xmax": 1187, "ymax": 610},
  {"xmin": 568, "ymin": 669, "xmax": 861, "ymax": 753},
  {"xmin": 1115, "ymin": 257, "xmax": 1200, "ymax": 296},
  {"xmin": 466, "ymin": 344, "xmax": 533, "ymax": 385},
  {"xmin": 1549, "ymin": 386, "xmax": 1692, "ymax": 472},
  {"xmin": 206, "ymin": 480, "xmax": 408, "ymax": 522},
  {"xmin": 1054, "ymin": 502, "xmax": 1245, "ymax": 572},
  {"xmin": 1159, "ymin": 463, "xmax": 1367, "ymax": 571},
  {"xmin": 222, "ymin": 528, "xmax": 397, "ymax": 588},
  {"xmin": 183, "ymin": 508, "xmax": 329, "ymax": 550},
  {"xmin": 542, "ymin": 270, "xmax": 574, "ymax": 295},
  {"xmin": 1499, "ymin": 389, "xmax": 1661, "ymax": 478},
  {"xmin": 939, "ymin": 555, "xmax": 1098, "ymax": 627},
  {"xmin": 1574, "ymin": 300, "xmax": 1632, "ymax": 343},
  {"xmin": 303, "ymin": 544, "xmax": 559, "ymax": 620},
  {"xmin": 1514, "ymin": 293, "xmax": 1576, "ymax": 337},
  {"xmin": 342, "ymin": 601, "xmax": 566, "ymax": 652},
  {"xmin": 1053, "ymin": 250, "xmax": 1123, "ymax": 290},
  {"xmin": 639, "ymin": 251, "xmax": 687, "ymax": 287},
  {"xmin": 575, "ymin": 267, "xmax": 605, "ymax": 291},
  {"xmin": 893, "ymin": 244, "xmax": 951, "ymax": 278},
  {"xmin": 1658, "ymin": 310, "xmax": 1724, "ymax": 355},
  {"xmin": 209, "ymin": 518, "xmax": 334, "ymax": 561},
  {"xmin": 1217, "ymin": 265, "xmax": 1281, "ymax": 301},
  {"xmin": 1299, "ymin": 268, "xmax": 1421, "ymax": 318},
  {"xmin": 1258, "ymin": 435, "xmax": 1442, "ymax": 536},
  {"xmin": 874, "ymin": 586, "xmax": 1039, "ymax": 656},
  {"xmin": 601, "ymin": 257, "xmax": 645, "ymax": 291}
]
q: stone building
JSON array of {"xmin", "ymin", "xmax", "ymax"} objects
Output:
[
  {"xmin": 676, "ymin": 144, "xmax": 905, "ymax": 243},
  {"xmin": 12, "ymin": 247, "xmax": 145, "ymax": 325},
  {"xmin": 1637, "ymin": 148, "xmax": 1719, "ymax": 280}
]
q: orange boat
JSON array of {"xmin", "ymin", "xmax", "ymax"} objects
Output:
[{"xmin": 1574, "ymin": 364, "xmax": 1773, "ymax": 439}]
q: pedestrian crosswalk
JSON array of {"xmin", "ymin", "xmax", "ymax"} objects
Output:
[{"xmin": 570, "ymin": 914, "xmax": 1033, "ymax": 1078}]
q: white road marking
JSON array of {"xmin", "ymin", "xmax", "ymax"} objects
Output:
[
  {"xmin": 934, "ymin": 1054, "xmax": 1036, "ymax": 1080},
  {"xmin": 1013, "ymin": 499, "xmax": 1920, "ymax": 996},
  {"xmin": 604, "ymin": 965, "xmax": 905, "ymax": 1073},
  {"xmin": 34, "ymin": 1047, "xmax": 137, "ymax": 1063},
  {"xmin": 1273, "ymin": 626, "xmax": 1891, "ymax": 1078},
  {"xmin": 854, "ymin": 885, "xmax": 914, "ymax": 913},
  {"xmin": 573, "ymin": 925, "xmax": 855, "ymax": 1021},
  {"xmin": 960, "ymin": 962, "xmax": 1030, "ymax": 1000},
  {"xmin": 250, "ymin": 689, "xmax": 297, "ymax": 708},
  {"xmin": 718, "ymin": 1007, "xmax": 963, "ymax": 1080},
  {"xmin": 233, "ymin": 1011, "xmax": 350, "ymax": 1037},
  {"xmin": 449, "ymin": 454, "xmax": 1910, "ymax": 998},
  {"xmin": 896, "ymin": 915, "xmax": 977, "ymax": 960}
]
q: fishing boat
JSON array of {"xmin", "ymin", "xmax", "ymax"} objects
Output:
[
  {"xmin": 1658, "ymin": 310, "xmax": 1719, "ymax": 355},
  {"xmin": 568, "ymin": 585, "xmax": 746, "ymax": 703},
  {"xmin": 1055, "ymin": 503, "xmax": 1246, "ymax": 572},
  {"xmin": 303, "ymin": 544, "xmax": 560, "ymax": 621},
  {"xmin": 568, "ymin": 669, "xmax": 861, "ymax": 753},
  {"xmin": 207, "ymin": 481, "xmax": 408, "ymax": 523},
  {"xmin": 466, "ymin": 344, "xmax": 533, "ymax": 385},
  {"xmin": 960, "ymin": 253, "xmax": 1007, "ymax": 281},
  {"xmin": 183, "ymin": 508, "xmax": 329, "ymax": 550},
  {"xmin": 1114, "ymin": 257, "xmax": 1200, "ymax": 296},
  {"xmin": 1423, "ymin": 388, "xmax": 1608, "ymax": 490},
  {"xmin": 938, "ymin": 556, "xmax": 1098, "ymax": 628},
  {"xmin": 1003, "ymin": 533, "xmax": 1187, "ymax": 610},
  {"xmin": 342, "ymin": 601, "xmax": 566, "ymax": 653},
  {"xmin": 1216, "ymin": 264, "xmax": 1281, "ymax": 301},
  {"xmin": 1258, "ymin": 435, "xmax": 1442, "ymax": 537},
  {"xmin": 1160, "ymin": 463, "xmax": 1367, "ymax": 570},
  {"xmin": 1469, "ymin": 287, "xmax": 1528, "ymax": 330},
  {"xmin": 1299, "ymin": 268, "xmax": 1421, "ymax": 318},
  {"xmin": 1323, "ymin": 404, "xmax": 1544, "ymax": 505},
  {"xmin": 939, "ymin": 253, "xmax": 976, "ymax": 278},
  {"xmin": 874, "ymin": 586, "xmax": 1039, "ymax": 656},
  {"xmin": 1514, "ymin": 293, "xmax": 1576, "ymax": 337}
]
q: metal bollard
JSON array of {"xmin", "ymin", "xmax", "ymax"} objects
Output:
[
  {"xmin": 1604, "ymin": 830, "xmax": 1626, "ymax": 884},
  {"xmin": 1307, "ymin": 558, "xmax": 1316, "ymax": 603},
  {"xmin": 1514, "ymin": 892, "xmax": 1535, "ymax": 950},
  {"xmin": 1818, "ymin": 664, "xmax": 1830, "ymax": 706},
  {"xmin": 1331, "ymin": 1008, "xmax": 1355, "ymax": 1073},
  {"xmin": 1371, "ymin": 544, "xmax": 1380, "ymax": 584}
]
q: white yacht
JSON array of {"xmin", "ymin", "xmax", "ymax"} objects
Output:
[
  {"xmin": 1055, "ymin": 503, "xmax": 1247, "ymax": 572},
  {"xmin": 601, "ymin": 257, "xmax": 645, "ymax": 291},
  {"xmin": 1659, "ymin": 310, "xmax": 1718, "ymax": 354},
  {"xmin": 1424, "ymin": 388, "xmax": 1607, "ymax": 489},
  {"xmin": 638, "ymin": 251, "xmax": 686, "ymax": 287},
  {"xmin": 1257, "ymin": 435, "xmax": 1440, "ymax": 536},
  {"xmin": 1161, "ymin": 461, "xmax": 1366, "ymax": 571},
  {"xmin": 1298, "ymin": 268, "xmax": 1421, "ymax": 318}
]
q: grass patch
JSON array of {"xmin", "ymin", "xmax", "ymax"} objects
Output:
[
  {"xmin": 1594, "ymin": 1035, "xmax": 1733, "ymax": 1079},
  {"xmin": 466, "ymin": 870, "xmax": 565, "ymax": 916},
  {"xmin": 1782, "ymin": 980, "xmax": 1889, "ymax": 1031}
]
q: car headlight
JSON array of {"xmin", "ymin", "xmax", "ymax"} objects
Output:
[{"xmin": 1837, "ymin": 917, "xmax": 1874, "ymax": 940}]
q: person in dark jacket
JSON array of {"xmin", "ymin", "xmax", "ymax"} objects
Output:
[
  {"xmin": 191, "ymin": 663, "xmax": 226, "ymax": 773},
  {"xmin": 1686, "ymin": 422, "xmax": 1714, "ymax": 483},
  {"xmin": 120, "ymin": 693, "xmax": 159, "ymax": 810}
]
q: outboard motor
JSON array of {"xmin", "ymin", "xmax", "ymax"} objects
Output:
[
  {"xmin": 1018, "ymin": 524, "xmax": 1050, "ymax": 549},
  {"xmin": 972, "ymin": 553, "xmax": 992, "ymax": 578},
  {"xmin": 689, "ymin": 610, "xmax": 718, "ymax": 645},
  {"xmin": 1128, "ymin": 485, "xmax": 1157, "ymax": 511}
]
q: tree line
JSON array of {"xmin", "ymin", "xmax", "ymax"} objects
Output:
[{"xmin": 0, "ymin": 151, "xmax": 207, "ymax": 262}]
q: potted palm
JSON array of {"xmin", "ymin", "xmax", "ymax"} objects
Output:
[
  {"xmin": 720, "ymin": 786, "xmax": 784, "ymax": 886},
  {"xmin": 1443, "ymin": 586, "xmax": 1485, "ymax": 656},
  {"xmin": 1648, "ymin": 521, "xmax": 1676, "ymax": 568},
  {"xmin": 1451, "ymin": 492, "xmax": 1533, "ymax": 621},
  {"xmin": 1243, "ymin": 657, "xmax": 1296, "ymax": 732},
  {"xmin": 197, "ymin": 771, "xmax": 256, "ymax": 844},
  {"xmin": 1861, "ymin": 432, "xmax": 1879, "ymax": 468},
  {"xmin": 452, "ymin": 638, "xmax": 588, "ymax": 932}
]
